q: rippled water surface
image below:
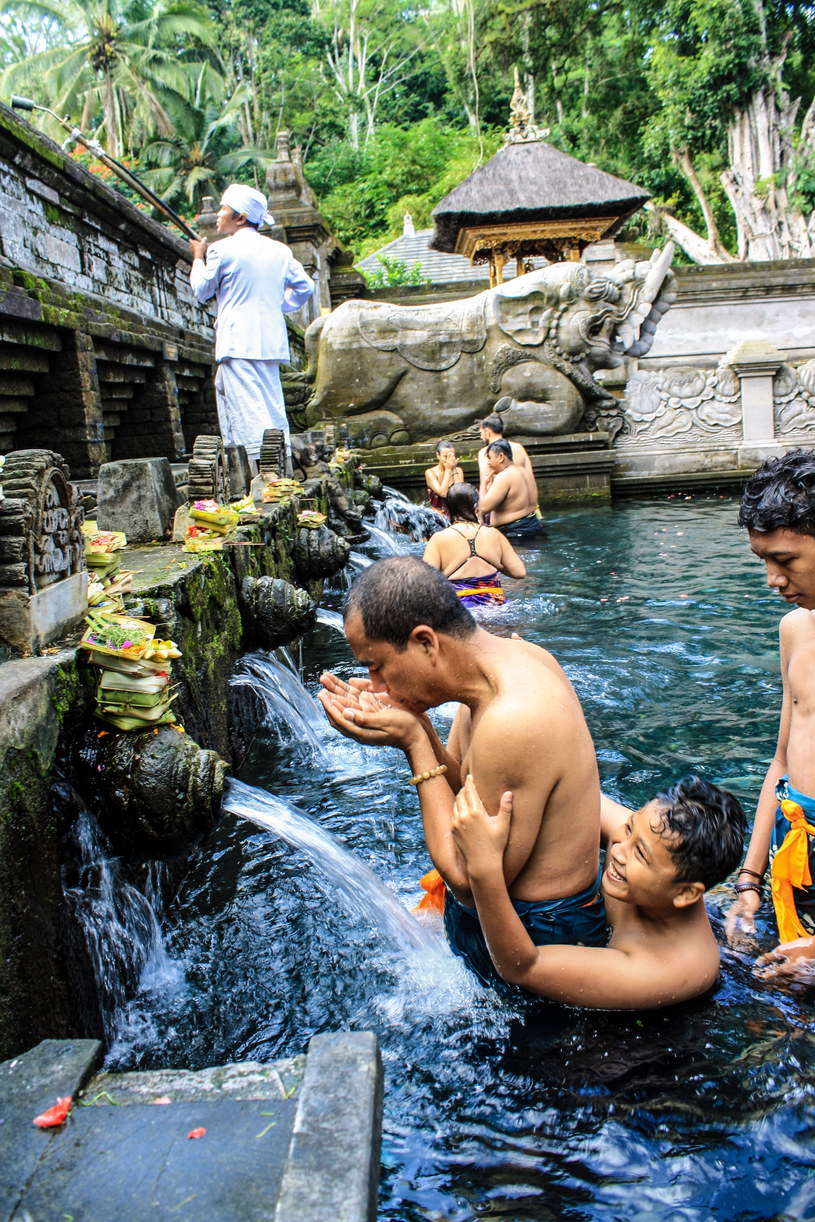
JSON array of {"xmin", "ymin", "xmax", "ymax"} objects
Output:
[{"xmin": 106, "ymin": 495, "xmax": 815, "ymax": 1222}]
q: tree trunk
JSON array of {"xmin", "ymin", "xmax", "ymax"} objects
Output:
[
  {"xmin": 646, "ymin": 204, "xmax": 731, "ymax": 266},
  {"xmin": 672, "ymin": 147, "xmax": 735, "ymax": 262},
  {"xmin": 721, "ymin": 86, "xmax": 814, "ymax": 260}
]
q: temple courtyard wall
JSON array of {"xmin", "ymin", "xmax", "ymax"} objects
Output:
[{"xmin": 0, "ymin": 100, "xmax": 219, "ymax": 478}]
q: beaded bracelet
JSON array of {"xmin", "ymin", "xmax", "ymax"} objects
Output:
[
  {"xmin": 733, "ymin": 880, "xmax": 762, "ymax": 896},
  {"xmin": 408, "ymin": 763, "xmax": 448, "ymax": 787}
]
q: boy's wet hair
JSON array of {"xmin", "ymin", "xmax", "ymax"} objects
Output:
[
  {"xmin": 651, "ymin": 777, "xmax": 746, "ymax": 891},
  {"xmin": 738, "ymin": 448, "xmax": 815, "ymax": 537},
  {"xmin": 447, "ymin": 482, "xmax": 480, "ymax": 524},
  {"xmin": 435, "ymin": 438, "xmax": 455, "ymax": 456},
  {"xmin": 480, "ymin": 413, "xmax": 504, "ymax": 435},
  {"xmin": 486, "ymin": 438, "xmax": 513, "ymax": 462},
  {"xmin": 344, "ymin": 556, "xmax": 476, "ymax": 647}
]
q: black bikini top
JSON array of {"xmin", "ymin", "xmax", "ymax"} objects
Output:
[{"xmin": 446, "ymin": 525, "xmax": 487, "ymax": 577}]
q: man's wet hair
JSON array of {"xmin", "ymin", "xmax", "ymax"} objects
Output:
[
  {"xmin": 435, "ymin": 438, "xmax": 455, "ymax": 456},
  {"xmin": 480, "ymin": 413, "xmax": 504, "ymax": 435},
  {"xmin": 447, "ymin": 482, "xmax": 480, "ymax": 524},
  {"xmin": 738, "ymin": 448, "xmax": 815, "ymax": 537},
  {"xmin": 344, "ymin": 556, "xmax": 476, "ymax": 647},
  {"xmin": 650, "ymin": 777, "xmax": 746, "ymax": 891},
  {"xmin": 486, "ymin": 439, "xmax": 513, "ymax": 462}
]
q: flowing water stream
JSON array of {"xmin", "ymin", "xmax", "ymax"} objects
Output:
[{"xmin": 102, "ymin": 494, "xmax": 815, "ymax": 1221}]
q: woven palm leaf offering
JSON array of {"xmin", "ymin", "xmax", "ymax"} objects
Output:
[
  {"xmin": 81, "ymin": 611, "xmax": 183, "ymax": 730},
  {"xmin": 297, "ymin": 509, "xmax": 327, "ymax": 529},
  {"xmin": 261, "ymin": 477, "xmax": 301, "ymax": 504}
]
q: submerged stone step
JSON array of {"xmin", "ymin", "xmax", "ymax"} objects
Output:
[{"xmin": 0, "ymin": 1032, "xmax": 382, "ymax": 1222}]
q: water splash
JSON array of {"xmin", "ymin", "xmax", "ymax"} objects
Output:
[
  {"xmin": 316, "ymin": 608, "xmax": 345, "ymax": 633},
  {"xmin": 374, "ymin": 496, "xmax": 445, "ymax": 542},
  {"xmin": 231, "ymin": 651, "xmax": 329, "ymax": 761},
  {"xmin": 360, "ymin": 521, "xmax": 405, "ymax": 555},
  {"xmin": 223, "ymin": 778, "xmax": 433, "ymax": 954},
  {"xmin": 348, "ymin": 551, "xmax": 372, "ymax": 571},
  {"xmin": 62, "ymin": 798, "xmax": 177, "ymax": 1042}
]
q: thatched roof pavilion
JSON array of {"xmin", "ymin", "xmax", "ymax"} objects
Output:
[{"xmin": 430, "ymin": 115, "xmax": 650, "ymax": 285}]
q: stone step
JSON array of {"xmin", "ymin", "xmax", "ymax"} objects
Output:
[{"xmin": 1, "ymin": 1032, "xmax": 382, "ymax": 1222}]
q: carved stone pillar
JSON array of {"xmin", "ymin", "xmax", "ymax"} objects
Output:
[{"xmin": 729, "ymin": 339, "xmax": 785, "ymax": 466}]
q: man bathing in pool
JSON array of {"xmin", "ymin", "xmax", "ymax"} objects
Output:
[
  {"xmin": 453, "ymin": 775, "xmax": 745, "ymax": 1007},
  {"xmin": 726, "ymin": 449, "xmax": 815, "ymax": 976},
  {"xmin": 318, "ymin": 555, "xmax": 607, "ymax": 986}
]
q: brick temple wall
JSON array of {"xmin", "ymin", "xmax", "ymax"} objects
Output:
[{"xmin": 0, "ymin": 102, "xmax": 218, "ymax": 477}]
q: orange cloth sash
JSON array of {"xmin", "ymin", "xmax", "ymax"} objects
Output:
[
  {"xmin": 771, "ymin": 798, "xmax": 815, "ymax": 942},
  {"xmin": 412, "ymin": 867, "xmax": 446, "ymax": 915}
]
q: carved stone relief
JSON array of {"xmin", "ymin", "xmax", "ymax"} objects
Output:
[{"xmin": 587, "ymin": 363, "xmax": 742, "ymax": 446}]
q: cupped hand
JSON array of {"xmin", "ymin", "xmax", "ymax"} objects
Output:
[
  {"xmin": 754, "ymin": 935, "xmax": 815, "ymax": 980},
  {"xmin": 451, "ymin": 775, "xmax": 513, "ymax": 866},
  {"xmin": 318, "ymin": 674, "xmax": 425, "ymax": 750}
]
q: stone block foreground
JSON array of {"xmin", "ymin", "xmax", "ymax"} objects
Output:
[{"xmin": 0, "ymin": 1032, "xmax": 382, "ymax": 1221}]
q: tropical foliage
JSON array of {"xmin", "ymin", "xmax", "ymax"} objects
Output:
[{"xmin": 1, "ymin": 0, "xmax": 814, "ymax": 262}]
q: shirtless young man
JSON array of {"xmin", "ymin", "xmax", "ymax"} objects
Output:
[
  {"xmin": 478, "ymin": 440, "xmax": 541, "ymax": 540},
  {"xmin": 477, "ymin": 413, "xmax": 537, "ymax": 507},
  {"xmin": 725, "ymin": 449, "xmax": 815, "ymax": 976},
  {"xmin": 453, "ymin": 775, "xmax": 745, "ymax": 1007},
  {"xmin": 318, "ymin": 556, "xmax": 606, "ymax": 985}
]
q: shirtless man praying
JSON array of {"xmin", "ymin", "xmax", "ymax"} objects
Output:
[
  {"xmin": 478, "ymin": 440, "xmax": 541, "ymax": 540},
  {"xmin": 318, "ymin": 555, "xmax": 606, "ymax": 985}
]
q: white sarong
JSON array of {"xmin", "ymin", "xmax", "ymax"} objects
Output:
[{"xmin": 214, "ymin": 358, "xmax": 288, "ymax": 459}]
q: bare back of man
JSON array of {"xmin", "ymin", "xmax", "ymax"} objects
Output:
[
  {"xmin": 480, "ymin": 464, "xmax": 535, "ymax": 527},
  {"xmin": 442, "ymin": 635, "xmax": 600, "ymax": 907},
  {"xmin": 478, "ymin": 442, "xmax": 536, "ymax": 503}
]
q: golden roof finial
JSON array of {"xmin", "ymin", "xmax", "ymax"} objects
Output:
[{"xmin": 505, "ymin": 67, "xmax": 547, "ymax": 144}]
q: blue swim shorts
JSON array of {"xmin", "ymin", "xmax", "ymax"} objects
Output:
[
  {"xmin": 443, "ymin": 867, "xmax": 608, "ymax": 991},
  {"xmin": 770, "ymin": 776, "xmax": 815, "ymax": 934}
]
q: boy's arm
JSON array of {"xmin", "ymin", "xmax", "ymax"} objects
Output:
[
  {"xmin": 600, "ymin": 794, "xmax": 631, "ymax": 848},
  {"xmin": 725, "ymin": 619, "xmax": 793, "ymax": 941},
  {"xmin": 453, "ymin": 779, "xmax": 710, "ymax": 1008}
]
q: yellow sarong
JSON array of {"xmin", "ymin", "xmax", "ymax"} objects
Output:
[{"xmin": 771, "ymin": 798, "xmax": 815, "ymax": 942}]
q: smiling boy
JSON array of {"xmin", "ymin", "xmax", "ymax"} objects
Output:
[
  {"xmin": 453, "ymin": 775, "xmax": 745, "ymax": 1008},
  {"xmin": 726, "ymin": 449, "xmax": 815, "ymax": 973}
]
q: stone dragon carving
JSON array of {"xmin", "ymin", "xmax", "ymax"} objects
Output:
[{"xmin": 303, "ymin": 244, "xmax": 677, "ymax": 447}]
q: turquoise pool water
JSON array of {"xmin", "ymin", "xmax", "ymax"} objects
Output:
[{"xmin": 107, "ymin": 495, "xmax": 815, "ymax": 1221}]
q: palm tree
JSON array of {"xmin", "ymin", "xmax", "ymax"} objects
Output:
[
  {"xmin": 1, "ymin": 0, "xmax": 217, "ymax": 157},
  {"xmin": 141, "ymin": 71, "xmax": 274, "ymax": 212}
]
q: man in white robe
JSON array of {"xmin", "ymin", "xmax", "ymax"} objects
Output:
[{"xmin": 189, "ymin": 183, "xmax": 314, "ymax": 461}]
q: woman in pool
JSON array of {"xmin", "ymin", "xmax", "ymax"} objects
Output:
[
  {"xmin": 424, "ymin": 439, "xmax": 464, "ymax": 518},
  {"xmin": 422, "ymin": 482, "xmax": 526, "ymax": 606}
]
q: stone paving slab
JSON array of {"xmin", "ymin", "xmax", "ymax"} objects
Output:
[
  {"xmin": 14, "ymin": 1097, "xmax": 294, "ymax": 1222},
  {"xmin": 0, "ymin": 1037, "xmax": 102, "ymax": 1219},
  {"xmin": 1, "ymin": 1034, "xmax": 382, "ymax": 1222}
]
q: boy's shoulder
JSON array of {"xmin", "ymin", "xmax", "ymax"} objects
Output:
[{"xmin": 780, "ymin": 606, "xmax": 815, "ymax": 640}]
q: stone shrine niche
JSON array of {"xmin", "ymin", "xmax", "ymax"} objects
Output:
[{"xmin": 0, "ymin": 449, "xmax": 87, "ymax": 654}]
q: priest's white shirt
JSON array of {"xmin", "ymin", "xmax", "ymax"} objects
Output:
[{"xmin": 189, "ymin": 228, "xmax": 314, "ymax": 362}]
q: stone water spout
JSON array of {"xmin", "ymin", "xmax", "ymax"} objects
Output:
[{"xmin": 303, "ymin": 243, "xmax": 676, "ymax": 446}]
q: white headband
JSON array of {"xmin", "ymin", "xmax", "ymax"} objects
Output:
[{"xmin": 220, "ymin": 183, "xmax": 275, "ymax": 227}]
